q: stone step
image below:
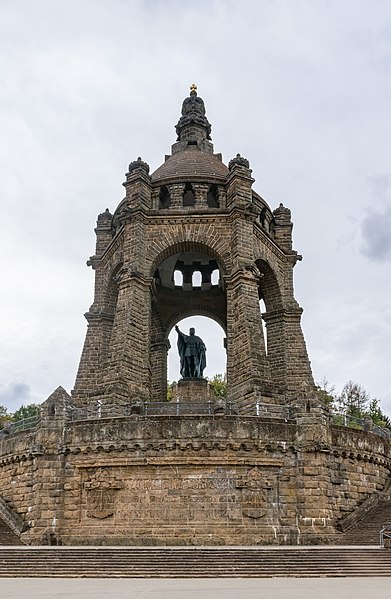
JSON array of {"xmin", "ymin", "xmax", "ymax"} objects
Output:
[
  {"xmin": 336, "ymin": 500, "xmax": 391, "ymax": 545},
  {"xmin": 0, "ymin": 547, "xmax": 390, "ymax": 578},
  {"xmin": 0, "ymin": 517, "xmax": 23, "ymax": 546}
]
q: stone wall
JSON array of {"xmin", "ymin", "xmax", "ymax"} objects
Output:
[{"xmin": 0, "ymin": 398, "xmax": 389, "ymax": 546}]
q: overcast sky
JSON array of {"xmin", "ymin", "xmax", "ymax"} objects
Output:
[{"xmin": 1, "ymin": 0, "xmax": 390, "ymax": 415}]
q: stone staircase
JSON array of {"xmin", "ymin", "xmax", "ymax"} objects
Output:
[
  {"xmin": 336, "ymin": 500, "xmax": 391, "ymax": 545},
  {"xmin": 0, "ymin": 546, "xmax": 390, "ymax": 577},
  {"xmin": 0, "ymin": 517, "xmax": 23, "ymax": 546}
]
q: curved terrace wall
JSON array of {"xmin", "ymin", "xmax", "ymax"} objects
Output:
[{"xmin": 0, "ymin": 391, "xmax": 389, "ymax": 546}]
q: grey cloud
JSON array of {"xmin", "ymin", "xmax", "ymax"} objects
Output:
[
  {"xmin": 360, "ymin": 203, "xmax": 391, "ymax": 262},
  {"xmin": 0, "ymin": 382, "xmax": 35, "ymax": 412}
]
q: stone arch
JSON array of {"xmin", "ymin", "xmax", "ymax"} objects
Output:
[
  {"xmin": 149, "ymin": 238, "xmax": 229, "ymax": 279},
  {"xmin": 104, "ymin": 262, "xmax": 123, "ymax": 313},
  {"xmin": 255, "ymin": 258, "xmax": 283, "ymax": 312},
  {"xmin": 149, "ymin": 241, "xmax": 227, "ymax": 402},
  {"xmin": 253, "ymin": 258, "xmax": 285, "ymax": 390},
  {"xmin": 165, "ymin": 305, "xmax": 227, "ymax": 337}
]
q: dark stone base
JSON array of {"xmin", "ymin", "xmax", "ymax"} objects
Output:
[{"xmin": 173, "ymin": 378, "xmax": 211, "ymax": 402}]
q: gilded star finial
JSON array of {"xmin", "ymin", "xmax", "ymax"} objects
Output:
[{"xmin": 190, "ymin": 83, "xmax": 197, "ymax": 94}]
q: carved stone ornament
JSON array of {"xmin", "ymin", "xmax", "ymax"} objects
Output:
[
  {"xmin": 127, "ymin": 156, "xmax": 150, "ymax": 175},
  {"xmin": 228, "ymin": 153, "xmax": 250, "ymax": 171},
  {"xmin": 175, "ymin": 87, "xmax": 212, "ymax": 140},
  {"xmin": 236, "ymin": 467, "xmax": 273, "ymax": 519},
  {"xmin": 84, "ymin": 468, "xmax": 124, "ymax": 519}
]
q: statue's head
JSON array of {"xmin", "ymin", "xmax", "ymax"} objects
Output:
[{"xmin": 189, "ymin": 327, "xmax": 195, "ymax": 335}]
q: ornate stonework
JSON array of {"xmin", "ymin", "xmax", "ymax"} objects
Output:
[
  {"xmin": 0, "ymin": 89, "xmax": 389, "ymax": 547},
  {"xmin": 84, "ymin": 468, "xmax": 124, "ymax": 519}
]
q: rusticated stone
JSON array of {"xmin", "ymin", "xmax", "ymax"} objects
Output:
[{"xmin": 1, "ymin": 88, "xmax": 390, "ymax": 547}]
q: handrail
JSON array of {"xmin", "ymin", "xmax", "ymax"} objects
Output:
[
  {"xmin": 69, "ymin": 400, "xmax": 293, "ymax": 420},
  {"xmin": 0, "ymin": 416, "xmax": 39, "ymax": 437},
  {"xmin": 380, "ymin": 522, "xmax": 391, "ymax": 547},
  {"xmin": 331, "ymin": 411, "xmax": 391, "ymax": 440},
  {"xmin": 0, "ymin": 496, "xmax": 25, "ymax": 536}
]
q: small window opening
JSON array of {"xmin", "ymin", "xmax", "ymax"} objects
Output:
[
  {"xmin": 211, "ymin": 269, "xmax": 220, "ymax": 285},
  {"xmin": 174, "ymin": 270, "xmax": 183, "ymax": 286},
  {"xmin": 259, "ymin": 298, "xmax": 268, "ymax": 355},
  {"xmin": 159, "ymin": 186, "xmax": 171, "ymax": 209},
  {"xmin": 207, "ymin": 184, "xmax": 219, "ymax": 208},
  {"xmin": 260, "ymin": 207, "xmax": 267, "ymax": 228},
  {"xmin": 192, "ymin": 271, "xmax": 202, "ymax": 287},
  {"xmin": 183, "ymin": 183, "xmax": 195, "ymax": 206}
]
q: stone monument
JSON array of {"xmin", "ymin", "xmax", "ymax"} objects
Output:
[{"xmin": 0, "ymin": 86, "xmax": 389, "ymax": 547}]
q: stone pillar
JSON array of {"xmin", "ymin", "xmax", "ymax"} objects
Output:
[
  {"xmin": 102, "ymin": 269, "xmax": 152, "ymax": 403},
  {"xmin": 150, "ymin": 334, "xmax": 171, "ymax": 402},
  {"xmin": 293, "ymin": 393, "xmax": 335, "ymax": 542},
  {"xmin": 72, "ymin": 310, "xmax": 113, "ymax": 404},
  {"xmin": 22, "ymin": 387, "xmax": 73, "ymax": 545},
  {"xmin": 226, "ymin": 268, "xmax": 270, "ymax": 411},
  {"xmin": 72, "ymin": 209, "xmax": 117, "ymax": 405}
]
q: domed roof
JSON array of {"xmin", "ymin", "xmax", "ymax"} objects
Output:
[{"xmin": 151, "ymin": 146, "xmax": 229, "ymax": 184}]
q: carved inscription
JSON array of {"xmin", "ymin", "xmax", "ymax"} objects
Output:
[{"xmin": 123, "ymin": 472, "xmax": 240, "ymax": 524}]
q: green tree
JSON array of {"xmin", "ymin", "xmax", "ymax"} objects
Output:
[
  {"xmin": 365, "ymin": 398, "xmax": 391, "ymax": 429},
  {"xmin": 166, "ymin": 381, "xmax": 175, "ymax": 402},
  {"xmin": 0, "ymin": 405, "xmax": 11, "ymax": 430},
  {"xmin": 208, "ymin": 374, "xmax": 227, "ymax": 398},
  {"xmin": 12, "ymin": 403, "xmax": 40, "ymax": 422},
  {"xmin": 315, "ymin": 377, "xmax": 336, "ymax": 407},
  {"xmin": 336, "ymin": 380, "xmax": 370, "ymax": 417}
]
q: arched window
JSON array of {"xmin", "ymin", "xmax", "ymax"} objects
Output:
[
  {"xmin": 260, "ymin": 207, "xmax": 267, "ymax": 228},
  {"xmin": 174, "ymin": 270, "xmax": 183, "ymax": 286},
  {"xmin": 183, "ymin": 183, "xmax": 195, "ymax": 206},
  {"xmin": 159, "ymin": 186, "xmax": 171, "ymax": 209},
  {"xmin": 259, "ymin": 298, "xmax": 268, "ymax": 355},
  {"xmin": 192, "ymin": 271, "xmax": 202, "ymax": 287},
  {"xmin": 207, "ymin": 184, "xmax": 219, "ymax": 208},
  {"xmin": 211, "ymin": 269, "xmax": 220, "ymax": 285}
]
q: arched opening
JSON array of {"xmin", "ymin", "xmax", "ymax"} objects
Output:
[
  {"xmin": 159, "ymin": 186, "xmax": 171, "ymax": 209},
  {"xmin": 174, "ymin": 270, "xmax": 183, "ymax": 286},
  {"xmin": 259, "ymin": 298, "xmax": 268, "ymax": 355},
  {"xmin": 211, "ymin": 269, "xmax": 220, "ymax": 286},
  {"xmin": 148, "ymin": 243, "xmax": 227, "ymax": 403},
  {"xmin": 255, "ymin": 258, "xmax": 286, "ymax": 387},
  {"xmin": 168, "ymin": 316, "xmax": 226, "ymax": 384},
  {"xmin": 255, "ymin": 259, "xmax": 283, "ymax": 312},
  {"xmin": 183, "ymin": 183, "xmax": 195, "ymax": 206},
  {"xmin": 155, "ymin": 251, "xmax": 223, "ymax": 291},
  {"xmin": 192, "ymin": 271, "xmax": 202, "ymax": 287},
  {"xmin": 102, "ymin": 264, "xmax": 121, "ymax": 366},
  {"xmin": 207, "ymin": 184, "xmax": 219, "ymax": 208}
]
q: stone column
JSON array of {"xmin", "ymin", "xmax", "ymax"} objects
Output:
[
  {"xmin": 293, "ymin": 394, "xmax": 335, "ymax": 542},
  {"xmin": 226, "ymin": 268, "xmax": 270, "ymax": 411},
  {"xmin": 102, "ymin": 269, "xmax": 152, "ymax": 403},
  {"xmin": 22, "ymin": 387, "xmax": 73, "ymax": 545},
  {"xmin": 150, "ymin": 334, "xmax": 171, "ymax": 402}
]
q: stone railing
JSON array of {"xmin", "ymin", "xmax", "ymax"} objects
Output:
[
  {"xmin": 0, "ymin": 416, "xmax": 39, "ymax": 437},
  {"xmin": 380, "ymin": 523, "xmax": 391, "ymax": 547},
  {"xmin": 70, "ymin": 400, "xmax": 232, "ymax": 420},
  {"xmin": 69, "ymin": 400, "xmax": 294, "ymax": 421},
  {"xmin": 331, "ymin": 411, "xmax": 391, "ymax": 440},
  {"xmin": 337, "ymin": 492, "xmax": 381, "ymax": 533},
  {"xmin": 0, "ymin": 495, "xmax": 25, "ymax": 536}
]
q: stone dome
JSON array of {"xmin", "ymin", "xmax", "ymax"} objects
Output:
[{"xmin": 151, "ymin": 146, "xmax": 228, "ymax": 184}]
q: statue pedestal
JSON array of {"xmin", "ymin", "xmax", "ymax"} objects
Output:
[{"xmin": 172, "ymin": 378, "xmax": 211, "ymax": 403}]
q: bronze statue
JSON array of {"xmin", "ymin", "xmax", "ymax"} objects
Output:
[{"xmin": 175, "ymin": 325, "xmax": 206, "ymax": 379}]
